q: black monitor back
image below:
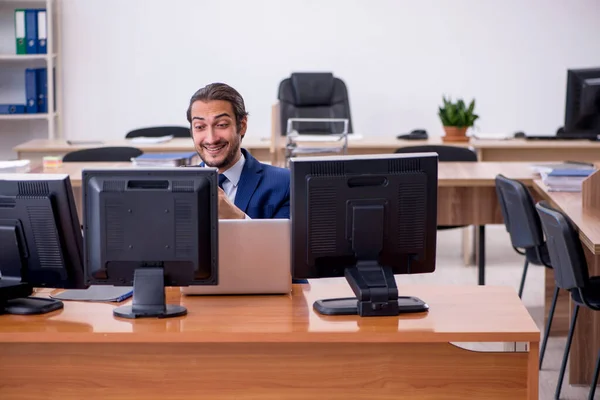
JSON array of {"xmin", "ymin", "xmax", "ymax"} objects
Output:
[
  {"xmin": 290, "ymin": 153, "xmax": 438, "ymax": 280},
  {"xmin": 82, "ymin": 168, "xmax": 219, "ymax": 287},
  {"xmin": 0, "ymin": 174, "xmax": 85, "ymax": 291}
]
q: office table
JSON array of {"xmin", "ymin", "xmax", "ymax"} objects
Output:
[
  {"xmin": 533, "ymin": 180, "xmax": 600, "ymax": 385},
  {"xmin": 0, "ymin": 283, "xmax": 539, "ymax": 400},
  {"xmin": 14, "ymin": 137, "xmax": 600, "ymax": 165}
]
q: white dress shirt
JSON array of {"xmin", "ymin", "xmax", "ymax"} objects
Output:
[{"xmin": 220, "ymin": 153, "xmax": 251, "ymax": 219}]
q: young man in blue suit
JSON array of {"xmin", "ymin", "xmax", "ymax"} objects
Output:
[{"xmin": 186, "ymin": 83, "xmax": 290, "ymax": 220}]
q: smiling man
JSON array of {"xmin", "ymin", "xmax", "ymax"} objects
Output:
[{"xmin": 186, "ymin": 83, "xmax": 290, "ymax": 219}]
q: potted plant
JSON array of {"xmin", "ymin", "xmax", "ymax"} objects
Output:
[{"xmin": 438, "ymin": 96, "xmax": 479, "ymax": 142}]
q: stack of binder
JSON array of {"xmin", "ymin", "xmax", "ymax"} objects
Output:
[
  {"xmin": 0, "ymin": 9, "xmax": 51, "ymax": 115},
  {"xmin": 14, "ymin": 8, "xmax": 47, "ymax": 55},
  {"xmin": 0, "ymin": 68, "xmax": 51, "ymax": 115},
  {"xmin": 131, "ymin": 152, "xmax": 200, "ymax": 167}
]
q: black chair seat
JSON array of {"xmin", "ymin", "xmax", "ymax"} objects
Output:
[
  {"xmin": 525, "ymin": 244, "xmax": 551, "ymax": 267},
  {"xmin": 571, "ymin": 276, "xmax": 600, "ymax": 308}
]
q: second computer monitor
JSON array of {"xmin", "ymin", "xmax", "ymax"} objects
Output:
[
  {"xmin": 564, "ymin": 67, "xmax": 600, "ymax": 134},
  {"xmin": 83, "ymin": 168, "xmax": 219, "ymax": 319},
  {"xmin": 290, "ymin": 152, "xmax": 438, "ymax": 317}
]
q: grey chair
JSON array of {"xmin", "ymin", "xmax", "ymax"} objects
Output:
[
  {"xmin": 63, "ymin": 146, "xmax": 143, "ymax": 162},
  {"xmin": 536, "ymin": 201, "xmax": 600, "ymax": 400},
  {"xmin": 495, "ymin": 174, "xmax": 556, "ymax": 369}
]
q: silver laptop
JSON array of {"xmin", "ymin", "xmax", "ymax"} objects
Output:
[{"xmin": 181, "ymin": 219, "xmax": 292, "ymax": 295}]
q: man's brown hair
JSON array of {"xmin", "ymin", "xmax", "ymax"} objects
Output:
[{"xmin": 186, "ymin": 83, "xmax": 249, "ymax": 132}]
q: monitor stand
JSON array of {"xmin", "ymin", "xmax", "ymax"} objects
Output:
[
  {"xmin": 113, "ymin": 267, "xmax": 187, "ymax": 319},
  {"xmin": 313, "ymin": 263, "xmax": 429, "ymax": 317},
  {"xmin": 312, "ymin": 204, "xmax": 428, "ymax": 317},
  {"xmin": 0, "ymin": 225, "xmax": 64, "ymax": 315}
]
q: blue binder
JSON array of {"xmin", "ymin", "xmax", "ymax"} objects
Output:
[
  {"xmin": 36, "ymin": 68, "xmax": 48, "ymax": 113},
  {"xmin": 0, "ymin": 104, "xmax": 26, "ymax": 114},
  {"xmin": 24, "ymin": 9, "xmax": 37, "ymax": 54},
  {"xmin": 25, "ymin": 68, "xmax": 38, "ymax": 113},
  {"xmin": 36, "ymin": 9, "xmax": 47, "ymax": 54}
]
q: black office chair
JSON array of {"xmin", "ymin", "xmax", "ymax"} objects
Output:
[
  {"xmin": 277, "ymin": 72, "xmax": 353, "ymax": 135},
  {"xmin": 536, "ymin": 201, "xmax": 600, "ymax": 400},
  {"xmin": 62, "ymin": 146, "xmax": 143, "ymax": 162},
  {"xmin": 125, "ymin": 126, "xmax": 190, "ymax": 139},
  {"xmin": 495, "ymin": 174, "xmax": 557, "ymax": 369},
  {"xmin": 395, "ymin": 145, "xmax": 477, "ymax": 231}
]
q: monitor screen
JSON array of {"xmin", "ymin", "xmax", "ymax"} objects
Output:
[
  {"xmin": 564, "ymin": 68, "xmax": 600, "ymax": 134},
  {"xmin": 0, "ymin": 173, "xmax": 86, "ymax": 315}
]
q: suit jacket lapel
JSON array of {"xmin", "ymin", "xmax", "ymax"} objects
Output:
[{"xmin": 234, "ymin": 149, "xmax": 263, "ymax": 213}]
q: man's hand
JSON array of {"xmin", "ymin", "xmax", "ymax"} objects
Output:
[{"xmin": 218, "ymin": 187, "xmax": 246, "ymax": 219}]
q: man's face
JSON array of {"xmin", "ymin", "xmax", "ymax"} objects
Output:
[{"xmin": 190, "ymin": 100, "xmax": 247, "ymax": 171}]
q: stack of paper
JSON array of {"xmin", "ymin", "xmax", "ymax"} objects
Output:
[
  {"xmin": 541, "ymin": 168, "xmax": 595, "ymax": 192},
  {"xmin": 131, "ymin": 152, "xmax": 199, "ymax": 167},
  {"xmin": 129, "ymin": 135, "xmax": 174, "ymax": 144},
  {"xmin": 530, "ymin": 161, "xmax": 595, "ymax": 174},
  {"xmin": 0, "ymin": 159, "xmax": 30, "ymax": 173}
]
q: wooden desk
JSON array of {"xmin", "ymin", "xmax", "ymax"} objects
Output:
[
  {"xmin": 13, "ymin": 137, "xmax": 272, "ymax": 164},
  {"xmin": 15, "ymin": 137, "xmax": 600, "ymax": 166},
  {"xmin": 0, "ymin": 283, "xmax": 539, "ymax": 399},
  {"xmin": 471, "ymin": 138, "xmax": 600, "ymax": 162},
  {"xmin": 533, "ymin": 181, "xmax": 600, "ymax": 385}
]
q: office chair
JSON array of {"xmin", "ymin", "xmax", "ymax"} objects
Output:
[
  {"xmin": 395, "ymin": 145, "xmax": 477, "ymax": 230},
  {"xmin": 277, "ymin": 72, "xmax": 353, "ymax": 136},
  {"xmin": 62, "ymin": 146, "xmax": 143, "ymax": 162},
  {"xmin": 125, "ymin": 126, "xmax": 190, "ymax": 139},
  {"xmin": 536, "ymin": 201, "xmax": 600, "ymax": 400},
  {"xmin": 495, "ymin": 175, "xmax": 557, "ymax": 369}
]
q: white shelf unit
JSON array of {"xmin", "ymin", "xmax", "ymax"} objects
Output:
[{"xmin": 0, "ymin": 0, "xmax": 62, "ymax": 139}]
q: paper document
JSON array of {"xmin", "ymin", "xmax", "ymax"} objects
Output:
[
  {"xmin": 0, "ymin": 159, "xmax": 30, "ymax": 173},
  {"xmin": 51, "ymin": 286, "xmax": 133, "ymax": 302},
  {"xmin": 129, "ymin": 135, "xmax": 174, "ymax": 144}
]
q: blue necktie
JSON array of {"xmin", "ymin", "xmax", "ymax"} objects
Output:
[{"xmin": 218, "ymin": 174, "xmax": 228, "ymax": 190}]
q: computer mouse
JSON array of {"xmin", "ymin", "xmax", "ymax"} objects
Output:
[{"xmin": 514, "ymin": 131, "xmax": 526, "ymax": 138}]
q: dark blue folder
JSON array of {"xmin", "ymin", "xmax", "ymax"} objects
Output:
[
  {"xmin": 25, "ymin": 68, "xmax": 38, "ymax": 113},
  {"xmin": 24, "ymin": 9, "xmax": 37, "ymax": 54},
  {"xmin": 35, "ymin": 68, "xmax": 47, "ymax": 113}
]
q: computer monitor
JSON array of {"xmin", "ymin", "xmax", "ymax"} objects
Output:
[
  {"xmin": 0, "ymin": 174, "xmax": 86, "ymax": 315},
  {"xmin": 563, "ymin": 67, "xmax": 600, "ymax": 135},
  {"xmin": 83, "ymin": 168, "xmax": 219, "ymax": 319},
  {"xmin": 290, "ymin": 152, "xmax": 438, "ymax": 317}
]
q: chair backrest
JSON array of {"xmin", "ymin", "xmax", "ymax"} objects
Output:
[
  {"xmin": 535, "ymin": 201, "xmax": 589, "ymax": 291},
  {"xmin": 277, "ymin": 72, "xmax": 353, "ymax": 135},
  {"xmin": 394, "ymin": 145, "xmax": 477, "ymax": 162},
  {"xmin": 495, "ymin": 174, "xmax": 545, "ymax": 249},
  {"xmin": 62, "ymin": 146, "xmax": 143, "ymax": 162},
  {"xmin": 125, "ymin": 126, "xmax": 190, "ymax": 139}
]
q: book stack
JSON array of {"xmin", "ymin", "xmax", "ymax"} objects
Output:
[
  {"xmin": 541, "ymin": 168, "xmax": 596, "ymax": 192},
  {"xmin": 131, "ymin": 152, "xmax": 200, "ymax": 167}
]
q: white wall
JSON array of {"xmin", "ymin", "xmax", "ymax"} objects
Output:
[{"xmin": 5, "ymin": 0, "xmax": 600, "ymax": 155}]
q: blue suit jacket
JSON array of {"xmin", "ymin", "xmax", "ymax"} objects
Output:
[{"xmin": 235, "ymin": 148, "xmax": 290, "ymax": 219}]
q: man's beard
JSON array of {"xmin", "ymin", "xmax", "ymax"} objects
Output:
[{"xmin": 201, "ymin": 137, "xmax": 240, "ymax": 170}]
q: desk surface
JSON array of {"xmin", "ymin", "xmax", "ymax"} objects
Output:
[
  {"xmin": 14, "ymin": 137, "xmax": 600, "ymax": 153},
  {"xmin": 533, "ymin": 180, "xmax": 600, "ymax": 254},
  {"xmin": 33, "ymin": 161, "xmax": 541, "ymax": 188},
  {"xmin": 0, "ymin": 282, "xmax": 538, "ymax": 344}
]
